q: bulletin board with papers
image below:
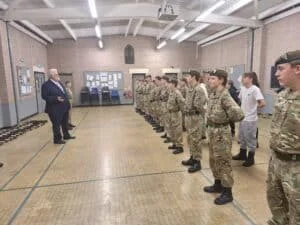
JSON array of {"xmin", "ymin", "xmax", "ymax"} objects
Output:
[
  {"xmin": 84, "ymin": 71, "xmax": 124, "ymax": 90},
  {"xmin": 17, "ymin": 66, "xmax": 33, "ymax": 96}
]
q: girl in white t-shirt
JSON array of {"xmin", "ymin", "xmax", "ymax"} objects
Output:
[{"xmin": 232, "ymin": 72, "xmax": 265, "ymax": 167}]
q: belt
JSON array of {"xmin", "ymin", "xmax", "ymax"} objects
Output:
[
  {"xmin": 185, "ymin": 111, "xmax": 200, "ymax": 116},
  {"xmin": 207, "ymin": 121, "xmax": 229, "ymax": 128},
  {"xmin": 274, "ymin": 151, "xmax": 300, "ymax": 161}
]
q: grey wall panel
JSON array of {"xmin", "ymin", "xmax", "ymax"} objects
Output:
[
  {"xmin": 18, "ymin": 97, "xmax": 38, "ymax": 119},
  {"xmin": 0, "ymin": 103, "xmax": 17, "ymax": 128}
]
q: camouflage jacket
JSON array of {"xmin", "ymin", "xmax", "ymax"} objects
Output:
[
  {"xmin": 270, "ymin": 89, "xmax": 300, "ymax": 154},
  {"xmin": 207, "ymin": 88, "xmax": 244, "ymax": 124},
  {"xmin": 179, "ymin": 86, "xmax": 188, "ymax": 99},
  {"xmin": 167, "ymin": 89, "xmax": 185, "ymax": 112},
  {"xmin": 160, "ymin": 86, "xmax": 169, "ymax": 102},
  {"xmin": 184, "ymin": 84, "xmax": 207, "ymax": 114}
]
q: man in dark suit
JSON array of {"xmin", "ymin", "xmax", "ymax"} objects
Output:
[{"xmin": 42, "ymin": 68, "xmax": 75, "ymax": 144}]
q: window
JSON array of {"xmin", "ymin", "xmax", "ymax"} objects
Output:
[{"xmin": 125, "ymin": 45, "xmax": 134, "ymax": 64}]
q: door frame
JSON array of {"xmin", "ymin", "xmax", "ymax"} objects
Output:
[{"xmin": 34, "ymin": 72, "xmax": 45, "ymax": 113}]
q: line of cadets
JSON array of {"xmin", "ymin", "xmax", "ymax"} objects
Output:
[{"xmin": 135, "ymin": 69, "xmax": 245, "ymax": 205}]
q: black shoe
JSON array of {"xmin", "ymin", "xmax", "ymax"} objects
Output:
[
  {"xmin": 214, "ymin": 187, "xmax": 233, "ymax": 205},
  {"xmin": 168, "ymin": 144, "xmax": 177, "ymax": 149},
  {"xmin": 188, "ymin": 160, "xmax": 201, "ymax": 173},
  {"xmin": 242, "ymin": 151, "xmax": 255, "ymax": 167},
  {"xmin": 64, "ymin": 136, "xmax": 76, "ymax": 140},
  {"xmin": 0, "ymin": 162, "xmax": 3, "ymax": 168},
  {"xmin": 161, "ymin": 133, "xmax": 167, "ymax": 138},
  {"xmin": 232, "ymin": 148, "xmax": 247, "ymax": 160},
  {"xmin": 182, "ymin": 156, "xmax": 194, "ymax": 166},
  {"xmin": 202, "ymin": 136, "xmax": 206, "ymax": 140},
  {"xmin": 69, "ymin": 124, "xmax": 76, "ymax": 128},
  {"xmin": 54, "ymin": 140, "xmax": 66, "ymax": 144},
  {"xmin": 204, "ymin": 180, "xmax": 223, "ymax": 193},
  {"xmin": 164, "ymin": 138, "xmax": 171, "ymax": 143},
  {"xmin": 173, "ymin": 147, "xmax": 183, "ymax": 154},
  {"xmin": 156, "ymin": 128, "xmax": 164, "ymax": 133}
]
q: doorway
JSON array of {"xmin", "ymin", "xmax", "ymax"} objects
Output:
[
  {"xmin": 132, "ymin": 73, "xmax": 145, "ymax": 104},
  {"xmin": 34, "ymin": 72, "xmax": 45, "ymax": 113}
]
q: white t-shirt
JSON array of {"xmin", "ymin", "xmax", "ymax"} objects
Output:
[{"xmin": 239, "ymin": 85, "xmax": 264, "ymax": 121}]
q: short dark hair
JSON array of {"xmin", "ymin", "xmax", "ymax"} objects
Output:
[
  {"xmin": 209, "ymin": 69, "xmax": 228, "ymax": 86},
  {"xmin": 155, "ymin": 76, "xmax": 161, "ymax": 80},
  {"xmin": 145, "ymin": 75, "xmax": 152, "ymax": 79},
  {"xmin": 170, "ymin": 79, "xmax": 178, "ymax": 87},
  {"xmin": 189, "ymin": 70, "xmax": 200, "ymax": 81},
  {"xmin": 181, "ymin": 78, "xmax": 188, "ymax": 84}
]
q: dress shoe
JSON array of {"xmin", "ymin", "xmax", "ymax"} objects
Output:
[
  {"xmin": 63, "ymin": 136, "xmax": 76, "ymax": 140},
  {"xmin": 54, "ymin": 140, "xmax": 66, "ymax": 144},
  {"xmin": 0, "ymin": 162, "xmax": 3, "ymax": 168}
]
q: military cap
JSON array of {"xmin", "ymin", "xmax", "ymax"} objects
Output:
[
  {"xmin": 209, "ymin": 69, "xmax": 228, "ymax": 78},
  {"xmin": 275, "ymin": 50, "xmax": 300, "ymax": 66}
]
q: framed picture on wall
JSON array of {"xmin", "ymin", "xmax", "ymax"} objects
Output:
[{"xmin": 17, "ymin": 66, "xmax": 32, "ymax": 96}]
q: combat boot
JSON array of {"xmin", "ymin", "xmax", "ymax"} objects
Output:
[
  {"xmin": 168, "ymin": 144, "xmax": 177, "ymax": 149},
  {"xmin": 204, "ymin": 180, "xmax": 223, "ymax": 193},
  {"xmin": 188, "ymin": 160, "xmax": 201, "ymax": 173},
  {"xmin": 173, "ymin": 147, "xmax": 183, "ymax": 154},
  {"xmin": 181, "ymin": 156, "xmax": 194, "ymax": 166},
  {"xmin": 243, "ymin": 151, "xmax": 255, "ymax": 167},
  {"xmin": 161, "ymin": 133, "xmax": 167, "ymax": 138},
  {"xmin": 156, "ymin": 127, "xmax": 164, "ymax": 133},
  {"xmin": 214, "ymin": 187, "xmax": 233, "ymax": 205},
  {"xmin": 232, "ymin": 148, "xmax": 247, "ymax": 160},
  {"xmin": 164, "ymin": 138, "xmax": 171, "ymax": 143}
]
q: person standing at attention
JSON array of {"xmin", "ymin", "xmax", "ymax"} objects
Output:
[
  {"xmin": 232, "ymin": 72, "xmax": 265, "ymax": 167},
  {"xmin": 42, "ymin": 69, "xmax": 75, "ymax": 144}
]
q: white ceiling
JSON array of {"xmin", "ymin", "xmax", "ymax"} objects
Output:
[{"xmin": 0, "ymin": 0, "xmax": 296, "ymax": 43}]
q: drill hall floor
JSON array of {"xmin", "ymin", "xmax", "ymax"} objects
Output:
[{"xmin": 0, "ymin": 106, "xmax": 271, "ymax": 225}]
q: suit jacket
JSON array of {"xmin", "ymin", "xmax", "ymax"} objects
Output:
[{"xmin": 41, "ymin": 79, "xmax": 70, "ymax": 119}]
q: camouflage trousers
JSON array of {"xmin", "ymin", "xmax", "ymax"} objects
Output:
[
  {"xmin": 168, "ymin": 111, "xmax": 183, "ymax": 147},
  {"xmin": 161, "ymin": 103, "xmax": 170, "ymax": 133},
  {"xmin": 185, "ymin": 114, "xmax": 204, "ymax": 161},
  {"xmin": 208, "ymin": 125, "xmax": 234, "ymax": 188},
  {"xmin": 267, "ymin": 152, "xmax": 300, "ymax": 225}
]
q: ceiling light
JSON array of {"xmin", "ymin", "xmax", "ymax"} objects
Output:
[
  {"xmin": 171, "ymin": 27, "xmax": 185, "ymax": 40},
  {"xmin": 156, "ymin": 41, "xmax": 167, "ymax": 50},
  {"xmin": 95, "ymin": 25, "xmax": 101, "ymax": 38},
  {"xmin": 196, "ymin": 0, "xmax": 225, "ymax": 21},
  {"xmin": 180, "ymin": 19, "xmax": 185, "ymax": 22},
  {"xmin": 98, "ymin": 40, "xmax": 103, "ymax": 49},
  {"xmin": 88, "ymin": 0, "xmax": 98, "ymax": 18}
]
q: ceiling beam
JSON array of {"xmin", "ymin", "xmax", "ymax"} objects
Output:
[
  {"xmin": 8, "ymin": 0, "xmax": 25, "ymax": 9},
  {"xmin": 197, "ymin": 0, "xmax": 300, "ymax": 46},
  {"xmin": 20, "ymin": 20, "xmax": 53, "ymax": 43},
  {"xmin": 196, "ymin": 13, "xmax": 262, "ymax": 28},
  {"xmin": 178, "ymin": 0, "xmax": 254, "ymax": 43},
  {"xmin": 42, "ymin": 0, "xmax": 77, "ymax": 41},
  {"xmin": 125, "ymin": 18, "xmax": 133, "ymax": 37},
  {"xmin": 156, "ymin": 19, "xmax": 178, "ymax": 40},
  {"xmin": 133, "ymin": 18, "xmax": 144, "ymax": 36}
]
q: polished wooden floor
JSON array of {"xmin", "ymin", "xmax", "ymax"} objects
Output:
[{"xmin": 0, "ymin": 106, "xmax": 271, "ymax": 225}]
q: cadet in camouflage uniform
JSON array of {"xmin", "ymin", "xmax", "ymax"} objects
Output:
[
  {"xmin": 181, "ymin": 70, "xmax": 207, "ymax": 173},
  {"xmin": 150, "ymin": 76, "xmax": 162, "ymax": 128},
  {"xmin": 167, "ymin": 79, "xmax": 185, "ymax": 154},
  {"xmin": 179, "ymin": 78, "xmax": 188, "ymax": 131},
  {"xmin": 159, "ymin": 76, "xmax": 171, "ymax": 138},
  {"xmin": 203, "ymin": 70, "xmax": 244, "ymax": 205},
  {"xmin": 267, "ymin": 50, "xmax": 300, "ymax": 225},
  {"xmin": 143, "ymin": 75, "xmax": 153, "ymax": 119},
  {"xmin": 135, "ymin": 80, "xmax": 141, "ymax": 112}
]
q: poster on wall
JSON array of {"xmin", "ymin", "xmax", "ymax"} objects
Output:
[
  {"xmin": 83, "ymin": 71, "xmax": 124, "ymax": 90},
  {"xmin": 17, "ymin": 66, "xmax": 32, "ymax": 96}
]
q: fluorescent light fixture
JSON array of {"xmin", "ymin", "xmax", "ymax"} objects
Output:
[
  {"xmin": 171, "ymin": 27, "xmax": 185, "ymax": 40},
  {"xmin": 43, "ymin": 0, "xmax": 55, "ymax": 8},
  {"xmin": 88, "ymin": 0, "xmax": 98, "ymax": 18},
  {"xmin": 95, "ymin": 24, "xmax": 101, "ymax": 38},
  {"xmin": 180, "ymin": 19, "xmax": 185, "ymax": 22},
  {"xmin": 196, "ymin": 0, "xmax": 225, "ymax": 21},
  {"xmin": 98, "ymin": 40, "xmax": 103, "ymax": 49},
  {"xmin": 156, "ymin": 41, "xmax": 167, "ymax": 50}
]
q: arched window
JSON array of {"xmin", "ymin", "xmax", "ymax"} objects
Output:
[{"xmin": 124, "ymin": 45, "xmax": 134, "ymax": 64}]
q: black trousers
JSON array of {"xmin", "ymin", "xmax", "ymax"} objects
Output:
[{"xmin": 48, "ymin": 110, "xmax": 70, "ymax": 142}]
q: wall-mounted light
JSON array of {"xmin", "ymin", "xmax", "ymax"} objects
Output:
[
  {"xmin": 156, "ymin": 40, "xmax": 167, "ymax": 50},
  {"xmin": 196, "ymin": 0, "xmax": 225, "ymax": 21},
  {"xmin": 171, "ymin": 27, "xmax": 185, "ymax": 40},
  {"xmin": 88, "ymin": 0, "xmax": 98, "ymax": 18},
  {"xmin": 95, "ymin": 24, "xmax": 101, "ymax": 38},
  {"xmin": 98, "ymin": 40, "xmax": 103, "ymax": 49}
]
